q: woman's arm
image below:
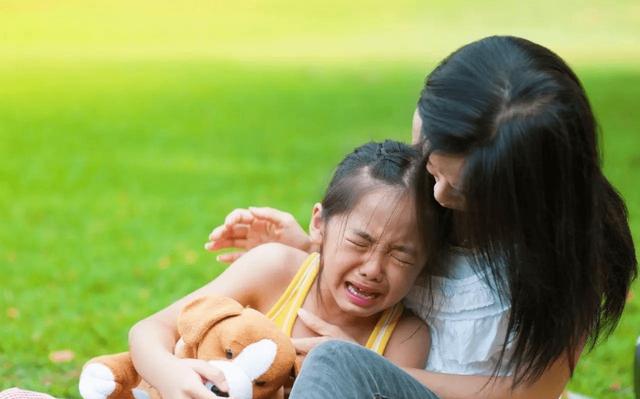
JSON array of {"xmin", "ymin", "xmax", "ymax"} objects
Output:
[
  {"xmin": 129, "ymin": 243, "xmax": 305, "ymax": 398},
  {"xmin": 403, "ymin": 351, "xmax": 575, "ymax": 399}
]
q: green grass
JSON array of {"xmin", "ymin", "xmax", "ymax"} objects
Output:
[
  {"xmin": 0, "ymin": 60, "xmax": 425, "ymax": 397},
  {"xmin": 1, "ymin": 0, "xmax": 639, "ymax": 397},
  {"xmin": 1, "ymin": 59, "xmax": 639, "ymax": 399}
]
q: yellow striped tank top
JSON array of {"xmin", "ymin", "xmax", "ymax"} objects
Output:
[{"xmin": 266, "ymin": 252, "xmax": 405, "ymax": 355}]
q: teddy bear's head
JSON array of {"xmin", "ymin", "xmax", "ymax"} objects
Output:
[{"xmin": 176, "ymin": 295, "xmax": 296, "ymax": 399}]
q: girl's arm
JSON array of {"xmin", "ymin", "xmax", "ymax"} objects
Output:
[
  {"xmin": 129, "ymin": 243, "xmax": 304, "ymax": 398},
  {"xmin": 403, "ymin": 351, "xmax": 575, "ymax": 399}
]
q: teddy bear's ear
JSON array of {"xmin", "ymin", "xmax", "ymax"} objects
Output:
[{"xmin": 177, "ymin": 295, "xmax": 244, "ymax": 346}]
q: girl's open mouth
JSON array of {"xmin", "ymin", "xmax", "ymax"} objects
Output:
[{"xmin": 345, "ymin": 282, "xmax": 380, "ymax": 307}]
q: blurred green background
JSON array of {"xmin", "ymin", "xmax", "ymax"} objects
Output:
[{"xmin": 1, "ymin": 1, "xmax": 638, "ymax": 397}]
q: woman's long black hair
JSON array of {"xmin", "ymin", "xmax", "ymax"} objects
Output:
[{"xmin": 416, "ymin": 36, "xmax": 637, "ymax": 385}]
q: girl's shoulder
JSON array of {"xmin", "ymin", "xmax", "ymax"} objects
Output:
[
  {"xmin": 241, "ymin": 242, "xmax": 311, "ymax": 278},
  {"xmin": 383, "ymin": 309, "xmax": 430, "ymax": 368},
  {"xmin": 237, "ymin": 243, "xmax": 312, "ymax": 309}
]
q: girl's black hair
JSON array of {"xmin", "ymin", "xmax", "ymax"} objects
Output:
[
  {"xmin": 416, "ymin": 35, "xmax": 637, "ymax": 385},
  {"xmin": 321, "ymin": 140, "xmax": 420, "ymax": 219},
  {"xmin": 315, "ymin": 140, "xmax": 434, "ymax": 311}
]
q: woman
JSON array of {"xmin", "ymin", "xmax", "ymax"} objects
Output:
[{"xmin": 206, "ymin": 36, "xmax": 637, "ymax": 398}]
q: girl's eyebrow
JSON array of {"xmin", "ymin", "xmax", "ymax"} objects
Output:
[
  {"xmin": 351, "ymin": 228, "xmax": 416, "ymax": 256},
  {"xmin": 350, "ymin": 228, "xmax": 374, "ymax": 242}
]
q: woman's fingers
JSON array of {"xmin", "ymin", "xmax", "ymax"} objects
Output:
[
  {"xmin": 229, "ymin": 224, "xmax": 249, "ymax": 238},
  {"xmin": 208, "ymin": 225, "xmax": 227, "ymax": 241},
  {"xmin": 215, "ymin": 251, "xmax": 245, "ymax": 264},
  {"xmin": 205, "ymin": 223, "xmax": 249, "ymax": 252},
  {"xmin": 249, "ymin": 207, "xmax": 312, "ymax": 251},
  {"xmin": 207, "ymin": 206, "xmax": 308, "ymax": 258},
  {"xmin": 209, "ymin": 224, "xmax": 249, "ymax": 242},
  {"xmin": 205, "ymin": 238, "xmax": 248, "ymax": 251},
  {"xmin": 224, "ymin": 208, "xmax": 255, "ymax": 226},
  {"xmin": 248, "ymin": 206, "xmax": 294, "ymax": 226}
]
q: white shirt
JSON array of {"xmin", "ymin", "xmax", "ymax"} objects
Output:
[{"xmin": 404, "ymin": 249, "xmax": 514, "ymax": 375}]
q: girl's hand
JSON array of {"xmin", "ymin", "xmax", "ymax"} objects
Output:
[
  {"xmin": 204, "ymin": 207, "xmax": 313, "ymax": 263},
  {"xmin": 154, "ymin": 358, "xmax": 230, "ymax": 399},
  {"xmin": 292, "ymin": 309, "xmax": 358, "ymax": 355}
]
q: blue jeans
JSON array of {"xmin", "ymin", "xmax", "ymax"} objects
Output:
[{"xmin": 289, "ymin": 341, "xmax": 441, "ymax": 399}]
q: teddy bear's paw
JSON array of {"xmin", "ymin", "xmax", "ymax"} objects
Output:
[{"xmin": 78, "ymin": 363, "xmax": 117, "ymax": 399}]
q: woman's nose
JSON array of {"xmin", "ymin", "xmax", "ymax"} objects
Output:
[{"xmin": 433, "ymin": 180, "xmax": 450, "ymax": 206}]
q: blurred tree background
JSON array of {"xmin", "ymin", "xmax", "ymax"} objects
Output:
[{"xmin": 1, "ymin": 1, "xmax": 638, "ymax": 397}]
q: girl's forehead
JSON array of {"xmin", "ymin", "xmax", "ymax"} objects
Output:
[{"xmin": 341, "ymin": 189, "xmax": 418, "ymax": 239}]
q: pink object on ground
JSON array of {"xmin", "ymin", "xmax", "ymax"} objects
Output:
[{"xmin": 0, "ymin": 388, "xmax": 55, "ymax": 399}]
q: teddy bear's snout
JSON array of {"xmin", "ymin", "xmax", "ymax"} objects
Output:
[{"xmin": 207, "ymin": 339, "xmax": 278, "ymax": 399}]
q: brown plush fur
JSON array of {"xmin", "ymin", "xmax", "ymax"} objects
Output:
[{"xmin": 81, "ymin": 295, "xmax": 296, "ymax": 399}]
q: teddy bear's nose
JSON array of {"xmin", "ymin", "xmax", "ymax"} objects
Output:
[{"xmin": 209, "ymin": 384, "xmax": 229, "ymax": 397}]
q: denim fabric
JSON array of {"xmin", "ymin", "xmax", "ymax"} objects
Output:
[{"xmin": 289, "ymin": 341, "xmax": 441, "ymax": 399}]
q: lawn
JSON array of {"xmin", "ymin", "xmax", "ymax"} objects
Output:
[{"xmin": 1, "ymin": 1, "xmax": 639, "ymax": 398}]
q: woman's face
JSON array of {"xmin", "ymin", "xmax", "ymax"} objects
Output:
[{"xmin": 412, "ymin": 109, "xmax": 466, "ymax": 211}]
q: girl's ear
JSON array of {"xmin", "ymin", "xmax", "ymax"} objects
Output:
[{"xmin": 309, "ymin": 203, "xmax": 324, "ymax": 246}]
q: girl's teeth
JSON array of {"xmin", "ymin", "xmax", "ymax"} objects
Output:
[{"xmin": 348, "ymin": 284, "xmax": 376, "ymax": 298}]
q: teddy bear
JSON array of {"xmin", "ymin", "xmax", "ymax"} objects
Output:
[{"xmin": 78, "ymin": 295, "xmax": 297, "ymax": 399}]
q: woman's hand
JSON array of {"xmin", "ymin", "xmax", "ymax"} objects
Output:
[
  {"xmin": 292, "ymin": 309, "xmax": 358, "ymax": 355},
  {"xmin": 205, "ymin": 207, "xmax": 313, "ymax": 263},
  {"xmin": 154, "ymin": 358, "xmax": 230, "ymax": 399}
]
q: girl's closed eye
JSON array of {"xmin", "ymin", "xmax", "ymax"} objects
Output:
[
  {"xmin": 346, "ymin": 237, "xmax": 369, "ymax": 248},
  {"xmin": 391, "ymin": 254, "xmax": 414, "ymax": 266}
]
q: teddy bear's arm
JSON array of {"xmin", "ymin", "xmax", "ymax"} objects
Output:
[{"xmin": 79, "ymin": 352, "xmax": 145, "ymax": 399}]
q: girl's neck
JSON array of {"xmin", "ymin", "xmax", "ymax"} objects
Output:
[{"xmin": 304, "ymin": 280, "xmax": 380, "ymax": 343}]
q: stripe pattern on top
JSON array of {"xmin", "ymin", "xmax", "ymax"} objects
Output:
[{"xmin": 266, "ymin": 252, "xmax": 405, "ymax": 355}]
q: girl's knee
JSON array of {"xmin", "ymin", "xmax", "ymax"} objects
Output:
[{"xmin": 307, "ymin": 341, "xmax": 373, "ymax": 364}]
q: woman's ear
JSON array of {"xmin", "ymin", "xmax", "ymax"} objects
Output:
[{"xmin": 308, "ymin": 203, "xmax": 324, "ymax": 246}]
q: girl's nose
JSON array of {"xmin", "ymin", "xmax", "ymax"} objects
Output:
[{"xmin": 358, "ymin": 255, "xmax": 384, "ymax": 282}]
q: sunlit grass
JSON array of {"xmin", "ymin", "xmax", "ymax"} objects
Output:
[
  {"xmin": 1, "ymin": 59, "xmax": 638, "ymax": 398},
  {"xmin": 1, "ymin": 1, "xmax": 639, "ymax": 397}
]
